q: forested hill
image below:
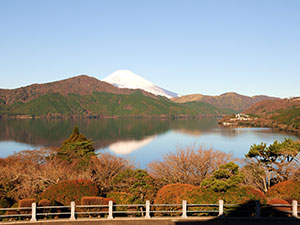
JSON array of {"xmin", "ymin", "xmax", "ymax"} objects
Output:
[
  {"xmin": 0, "ymin": 75, "xmax": 234, "ymax": 118},
  {"xmin": 172, "ymin": 92, "xmax": 278, "ymax": 112},
  {"xmin": 0, "ymin": 75, "xmax": 156, "ymax": 105},
  {"xmin": 243, "ymin": 97, "xmax": 300, "ymax": 134}
]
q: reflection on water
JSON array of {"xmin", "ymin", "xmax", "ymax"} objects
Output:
[
  {"xmin": 0, "ymin": 118, "xmax": 298, "ymax": 168},
  {"xmin": 108, "ymin": 135, "xmax": 155, "ymax": 155}
]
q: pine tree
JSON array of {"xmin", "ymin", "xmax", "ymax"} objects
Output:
[
  {"xmin": 201, "ymin": 162, "xmax": 244, "ymax": 192},
  {"xmin": 56, "ymin": 126, "xmax": 95, "ymax": 168}
]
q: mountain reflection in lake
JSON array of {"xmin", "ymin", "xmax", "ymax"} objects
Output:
[{"xmin": 0, "ymin": 118, "xmax": 298, "ymax": 168}]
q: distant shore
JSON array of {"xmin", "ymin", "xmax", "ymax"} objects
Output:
[
  {"xmin": 0, "ymin": 114, "xmax": 224, "ymax": 120},
  {"xmin": 219, "ymin": 114, "xmax": 300, "ymax": 136}
]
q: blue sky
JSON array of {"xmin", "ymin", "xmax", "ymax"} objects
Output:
[{"xmin": 1, "ymin": 0, "xmax": 299, "ymax": 98}]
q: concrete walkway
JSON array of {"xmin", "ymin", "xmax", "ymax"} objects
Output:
[{"xmin": 0, "ymin": 217, "xmax": 299, "ymax": 225}]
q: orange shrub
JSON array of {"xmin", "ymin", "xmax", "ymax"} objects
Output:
[
  {"xmin": 38, "ymin": 199, "xmax": 52, "ymax": 219},
  {"xmin": 262, "ymin": 199, "xmax": 292, "ymax": 217},
  {"xmin": 81, "ymin": 196, "xmax": 114, "ymax": 205},
  {"xmin": 19, "ymin": 199, "xmax": 35, "ymax": 208},
  {"xmin": 38, "ymin": 199, "xmax": 51, "ymax": 206},
  {"xmin": 154, "ymin": 184, "xmax": 198, "ymax": 204},
  {"xmin": 267, "ymin": 180, "xmax": 300, "ymax": 203},
  {"xmin": 40, "ymin": 179, "xmax": 98, "ymax": 206},
  {"xmin": 80, "ymin": 196, "xmax": 114, "ymax": 217},
  {"xmin": 19, "ymin": 199, "xmax": 35, "ymax": 216},
  {"xmin": 154, "ymin": 184, "xmax": 199, "ymax": 216},
  {"xmin": 267, "ymin": 199, "xmax": 290, "ymax": 212}
]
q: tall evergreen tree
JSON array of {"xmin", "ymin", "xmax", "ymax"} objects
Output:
[{"xmin": 56, "ymin": 126, "xmax": 95, "ymax": 168}]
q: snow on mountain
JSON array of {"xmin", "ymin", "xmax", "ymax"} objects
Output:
[{"xmin": 102, "ymin": 70, "xmax": 178, "ymax": 99}]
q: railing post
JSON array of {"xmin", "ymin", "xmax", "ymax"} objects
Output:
[
  {"xmin": 255, "ymin": 200, "xmax": 261, "ymax": 218},
  {"xmin": 182, "ymin": 200, "xmax": 187, "ymax": 218},
  {"xmin": 108, "ymin": 200, "xmax": 113, "ymax": 219},
  {"xmin": 145, "ymin": 200, "xmax": 151, "ymax": 219},
  {"xmin": 70, "ymin": 201, "xmax": 76, "ymax": 220},
  {"xmin": 292, "ymin": 200, "xmax": 298, "ymax": 218},
  {"xmin": 218, "ymin": 200, "xmax": 224, "ymax": 217},
  {"xmin": 30, "ymin": 202, "xmax": 37, "ymax": 222}
]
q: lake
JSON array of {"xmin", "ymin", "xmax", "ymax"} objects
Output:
[{"xmin": 0, "ymin": 118, "xmax": 298, "ymax": 168}]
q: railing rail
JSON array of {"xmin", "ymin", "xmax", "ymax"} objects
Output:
[{"xmin": 0, "ymin": 200, "xmax": 298, "ymax": 222}]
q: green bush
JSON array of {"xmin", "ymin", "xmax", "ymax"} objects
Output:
[
  {"xmin": 106, "ymin": 192, "xmax": 133, "ymax": 205},
  {"xmin": 201, "ymin": 162, "xmax": 244, "ymax": 192},
  {"xmin": 5, "ymin": 203, "xmax": 19, "ymax": 218},
  {"xmin": 106, "ymin": 192, "xmax": 135, "ymax": 213},
  {"xmin": 223, "ymin": 186, "xmax": 265, "ymax": 204},
  {"xmin": 112, "ymin": 169, "xmax": 157, "ymax": 204},
  {"xmin": 0, "ymin": 197, "xmax": 14, "ymax": 209}
]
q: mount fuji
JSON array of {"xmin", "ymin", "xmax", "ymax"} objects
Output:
[{"xmin": 102, "ymin": 70, "xmax": 179, "ymax": 99}]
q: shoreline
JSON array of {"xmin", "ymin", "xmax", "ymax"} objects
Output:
[
  {"xmin": 218, "ymin": 117, "xmax": 300, "ymax": 137},
  {"xmin": 0, "ymin": 114, "xmax": 224, "ymax": 120}
]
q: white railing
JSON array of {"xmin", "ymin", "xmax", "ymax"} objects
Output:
[{"xmin": 0, "ymin": 200, "xmax": 298, "ymax": 222}]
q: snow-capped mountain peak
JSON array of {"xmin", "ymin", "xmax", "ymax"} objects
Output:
[{"xmin": 102, "ymin": 70, "xmax": 178, "ymax": 99}]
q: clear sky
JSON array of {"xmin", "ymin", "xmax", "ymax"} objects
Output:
[{"xmin": 1, "ymin": 0, "xmax": 299, "ymax": 98}]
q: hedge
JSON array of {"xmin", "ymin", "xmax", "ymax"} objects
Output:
[
  {"xmin": 267, "ymin": 180, "xmax": 300, "ymax": 203},
  {"xmin": 40, "ymin": 179, "xmax": 98, "ymax": 205}
]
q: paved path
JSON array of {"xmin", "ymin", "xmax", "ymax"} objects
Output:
[{"xmin": 0, "ymin": 217, "xmax": 300, "ymax": 225}]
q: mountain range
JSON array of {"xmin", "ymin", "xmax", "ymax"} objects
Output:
[
  {"xmin": 172, "ymin": 93, "xmax": 278, "ymax": 112},
  {"xmin": 0, "ymin": 70, "xmax": 278, "ymax": 118}
]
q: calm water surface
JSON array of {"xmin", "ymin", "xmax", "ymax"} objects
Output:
[{"xmin": 0, "ymin": 118, "xmax": 298, "ymax": 168}]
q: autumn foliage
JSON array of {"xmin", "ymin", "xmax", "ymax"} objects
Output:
[
  {"xmin": 266, "ymin": 180, "xmax": 300, "ymax": 203},
  {"xmin": 38, "ymin": 199, "xmax": 51, "ymax": 206},
  {"xmin": 0, "ymin": 126, "xmax": 299, "ymax": 215},
  {"xmin": 19, "ymin": 199, "xmax": 35, "ymax": 208},
  {"xmin": 155, "ymin": 184, "xmax": 265, "ymax": 205},
  {"xmin": 79, "ymin": 196, "xmax": 114, "ymax": 216},
  {"xmin": 40, "ymin": 180, "xmax": 98, "ymax": 205},
  {"xmin": 154, "ymin": 184, "xmax": 198, "ymax": 205},
  {"xmin": 81, "ymin": 196, "xmax": 114, "ymax": 205},
  {"xmin": 222, "ymin": 186, "xmax": 266, "ymax": 204},
  {"xmin": 267, "ymin": 199, "xmax": 290, "ymax": 212}
]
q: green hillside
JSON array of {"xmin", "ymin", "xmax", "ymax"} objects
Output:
[
  {"xmin": 272, "ymin": 106, "xmax": 300, "ymax": 130},
  {"xmin": 182, "ymin": 101, "xmax": 238, "ymax": 115},
  {"xmin": 0, "ymin": 91, "xmax": 233, "ymax": 118}
]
